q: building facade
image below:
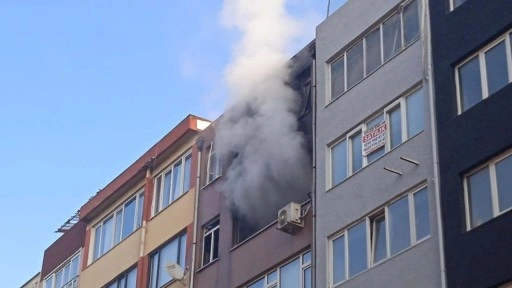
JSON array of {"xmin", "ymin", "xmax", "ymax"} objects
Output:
[
  {"xmin": 192, "ymin": 44, "xmax": 314, "ymax": 288},
  {"xmin": 429, "ymin": 0, "xmax": 512, "ymax": 287},
  {"xmin": 314, "ymin": 0, "xmax": 443, "ymax": 287}
]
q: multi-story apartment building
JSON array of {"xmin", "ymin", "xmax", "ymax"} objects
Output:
[
  {"xmin": 192, "ymin": 44, "xmax": 314, "ymax": 288},
  {"xmin": 40, "ymin": 114, "xmax": 210, "ymax": 288},
  {"xmin": 429, "ymin": 0, "xmax": 512, "ymax": 287},
  {"xmin": 314, "ymin": 0, "xmax": 443, "ymax": 287}
]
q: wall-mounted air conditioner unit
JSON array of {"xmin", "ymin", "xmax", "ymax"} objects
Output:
[{"xmin": 277, "ymin": 202, "xmax": 303, "ymax": 235}]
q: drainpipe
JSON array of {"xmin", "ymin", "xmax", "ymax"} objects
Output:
[
  {"xmin": 308, "ymin": 43, "xmax": 317, "ymax": 288},
  {"xmin": 421, "ymin": 0, "xmax": 447, "ymax": 287},
  {"xmin": 190, "ymin": 136, "xmax": 204, "ymax": 288}
]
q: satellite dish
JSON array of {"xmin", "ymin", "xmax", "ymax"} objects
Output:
[{"xmin": 166, "ymin": 262, "xmax": 185, "ymax": 280}]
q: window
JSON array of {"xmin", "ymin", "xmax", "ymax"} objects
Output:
[
  {"xmin": 104, "ymin": 267, "xmax": 137, "ymax": 288},
  {"xmin": 207, "ymin": 143, "xmax": 222, "ymax": 184},
  {"xmin": 465, "ymin": 150, "xmax": 512, "ymax": 229},
  {"xmin": 149, "ymin": 232, "xmax": 187, "ymax": 288},
  {"xmin": 93, "ymin": 190, "xmax": 144, "ymax": 261},
  {"xmin": 330, "ymin": 187, "xmax": 429, "ymax": 286},
  {"xmin": 456, "ymin": 31, "xmax": 512, "ymax": 113},
  {"xmin": 247, "ymin": 251, "xmax": 311, "ymax": 288},
  {"xmin": 153, "ymin": 152, "xmax": 192, "ymax": 214},
  {"xmin": 202, "ymin": 218, "xmax": 220, "ymax": 266},
  {"xmin": 329, "ymin": 88, "xmax": 424, "ymax": 187},
  {"xmin": 329, "ymin": 0, "xmax": 420, "ymax": 100},
  {"xmin": 43, "ymin": 252, "xmax": 80, "ymax": 288}
]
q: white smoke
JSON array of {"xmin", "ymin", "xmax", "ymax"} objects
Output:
[{"xmin": 216, "ymin": 0, "xmax": 311, "ymax": 227}]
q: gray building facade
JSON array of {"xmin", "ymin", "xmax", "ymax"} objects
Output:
[{"xmin": 314, "ymin": 0, "xmax": 443, "ymax": 287}]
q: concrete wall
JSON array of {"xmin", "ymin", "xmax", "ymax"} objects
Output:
[{"xmin": 315, "ymin": 0, "xmax": 441, "ymax": 287}]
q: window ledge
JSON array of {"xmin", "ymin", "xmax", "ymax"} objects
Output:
[
  {"xmin": 326, "ymin": 37, "xmax": 420, "ymax": 108},
  {"xmin": 332, "ymin": 235, "xmax": 431, "ymax": 288},
  {"xmin": 196, "ymin": 258, "xmax": 220, "ymax": 273},
  {"xmin": 326, "ymin": 130, "xmax": 424, "ymax": 193},
  {"xmin": 201, "ymin": 175, "xmax": 222, "ymax": 190}
]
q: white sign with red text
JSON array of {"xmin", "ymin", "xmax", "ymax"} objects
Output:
[{"xmin": 362, "ymin": 121, "xmax": 387, "ymax": 156}]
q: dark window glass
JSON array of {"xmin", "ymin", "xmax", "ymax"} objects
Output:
[
  {"xmin": 496, "ymin": 155, "xmax": 512, "ymax": 212},
  {"xmin": 383, "ymin": 13, "xmax": 402, "ymax": 61},
  {"xmin": 331, "ymin": 57, "xmax": 345, "ymax": 98},
  {"xmin": 485, "ymin": 41, "xmax": 509, "ymax": 95},
  {"xmin": 365, "ymin": 28, "xmax": 381, "ymax": 74},
  {"xmin": 403, "ymin": 0, "xmax": 420, "ymax": 46},
  {"xmin": 459, "ymin": 56, "xmax": 482, "ymax": 111},
  {"xmin": 137, "ymin": 194, "xmax": 144, "ymax": 228},
  {"xmin": 348, "ymin": 221, "xmax": 368, "ymax": 277},
  {"xmin": 389, "ymin": 197, "xmax": 411, "ymax": 255},
  {"xmin": 467, "ymin": 167, "xmax": 493, "ymax": 228},
  {"xmin": 453, "ymin": 0, "xmax": 467, "ymax": 8},
  {"xmin": 414, "ymin": 188, "xmax": 430, "ymax": 240},
  {"xmin": 347, "ymin": 41, "xmax": 364, "ymax": 89}
]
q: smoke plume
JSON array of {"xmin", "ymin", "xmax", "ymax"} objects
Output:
[{"xmin": 216, "ymin": 0, "xmax": 311, "ymax": 227}]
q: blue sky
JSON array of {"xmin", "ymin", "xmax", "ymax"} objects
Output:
[{"xmin": 0, "ymin": 1, "xmax": 345, "ymax": 286}]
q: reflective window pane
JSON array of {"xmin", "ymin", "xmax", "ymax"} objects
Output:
[
  {"xmin": 350, "ymin": 131, "xmax": 363, "ymax": 172},
  {"xmin": 280, "ymin": 258, "xmax": 300, "ymax": 288},
  {"xmin": 389, "ymin": 197, "xmax": 411, "ymax": 255},
  {"xmin": 348, "ymin": 221, "xmax": 368, "ymax": 277},
  {"xmin": 101, "ymin": 216, "xmax": 114, "ymax": 255},
  {"xmin": 467, "ymin": 167, "xmax": 493, "ymax": 228},
  {"xmin": 122, "ymin": 198, "xmax": 136, "ymax": 240},
  {"xmin": 383, "ymin": 13, "xmax": 402, "ymax": 61},
  {"xmin": 163, "ymin": 171, "xmax": 172, "ymax": 207},
  {"xmin": 137, "ymin": 194, "xmax": 144, "ymax": 228},
  {"xmin": 149, "ymin": 253, "xmax": 159, "ymax": 288},
  {"xmin": 267, "ymin": 270, "xmax": 278, "ymax": 284},
  {"xmin": 372, "ymin": 216, "xmax": 387, "ymax": 263},
  {"xmin": 302, "ymin": 251, "xmax": 311, "ymax": 264},
  {"xmin": 365, "ymin": 28, "xmax": 381, "ymax": 74},
  {"xmin": 158, "ymin": 239, "xmax": 178, "ymax": 286},
  {"xmin": 347, "ymin": 41, "xmax": 364, "ymax": 89},
  {"xmin": 171, "ymin": 162, "xmax": 183, "ymax": 201},
  {"xmin": 406, "ymin": 89, "xmax": 425, "ymax": 137},
  {"xmin": 389, "ymin": 106, "xmax": 402, "ymax": 149},
  {"xmin": 403, "ymin": 0, "xmax": 420, "ymax": 46},
  {"xmin": 332, "ymin": 235, "xmax": 346, "ymax": 284},
  {"xmin": 459, "ymin": 56, "xmax": 482, "ymax": 111},
  {"xmin": 55, "ymin": 271, "xmax": 63, "ymax": 288},
  {"xmin": 248, "ymin": 278, "xmax": 265, "ymax": 288},
  {"xmin": 94, "ymin": 226, "xmax": 102, "ymax": 260},
  {"xmin": 126, "ymin": 267, "xmax": 137, "ymax": 288},
  {"xmin": 114, "ymin": 210, "xmax": 123, "ymax": 245},
  {"xmin": 70, "ymin": 255, "xmax": 80, "ymax": 278},
  {"xmin": 453, "ymin": 0, "xmax": 467, "ymax": 8},
  {"xmin": 44, "ymin": 276, "xmax": 53, "ymax": 288},
  {"xmin": 414, "ymin": 188, "xmax": 430, "ymax": 240},
  {"xmin": 496, "ymin": 155, "xmax": 512, "ymax": 212},
  {"xmin": 304, "ymin": 267, "xmax": 312, "ymax": 288},
  {"xmin": 485, "ymin": 41, "xmax": 509, "ymax": 95},
  {"xmin": 331, "ymin": 57, "xmax": 345, "ymax": 98},
  {"xmin": 179, "ymin": 233, "xmax": 187, "ymax": 266},
  {"xmin": 183, "ymin": 155, "xmax": 192, "ymax": 192},
  {"xmin": 154, "ymin": 176, "xmax": 162, "ymax": 213},
  {"xmin": 331, "ymin": 140, "xmax": 347, "ymax": 186}
]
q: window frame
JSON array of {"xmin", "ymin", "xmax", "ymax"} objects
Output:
[
  {"xmin": 43, "ymin": 250, "xmax": 81, "ymax": 288},
  {"xmin": 455, "ymin": 30, "xmax": 512, "ymax": 114},
  {"xmin": 202, "ymin": 217, "xmax": 220, "ymax": 267},
  {"xmin": 463, "ymin": 149, "xmax": 512, "ymax": 230},
  {"xmin": 328, "ymin": 86, "xmax": 424, "ymax": 189},
  {"xmin": 92, "ymin": 189, "xmax": 144, "ymax": 261},
  {"xmin": 153, "ymin": 151, "xmax": 192, "ymax": 215},
  {"xmin": 206, "ymin": 142, "xmax": 222, "ymax": 184},
  {"xmin": 329, "ymin": 185, "xmax": 430, "ymax": 287},
  {"xmin": 328, "ymin": 0, "xmax": 420, "ymax": 103},
  {"xmin": 103, "ymin": 266, "xmax": 137, "ymax": 288},
  {"xmin": 246, "ymin": 251, "xmax": 311, "ymax": 288},
  {"xmin": 148, "ymin": 232, "xmax": 187, "ymax": 288}
]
